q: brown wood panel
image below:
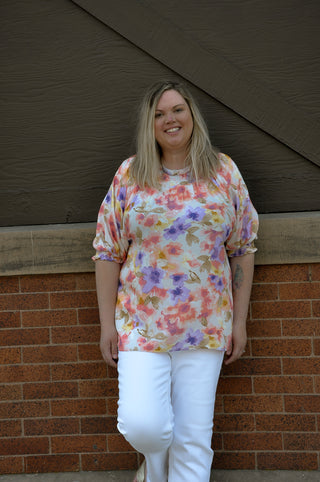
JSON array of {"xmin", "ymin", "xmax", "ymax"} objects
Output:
[
  {"xmin": 73, "ymin": 0, "xmax": 320, "ymax": 167},
  {"xmin": 1, "ymin": 0, "xmax": 319, "ymax": 227}
]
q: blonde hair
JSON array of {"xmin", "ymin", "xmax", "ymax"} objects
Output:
[{"xmin": 131, "ymin": 80, "xmax": 220, "ymax": 188}]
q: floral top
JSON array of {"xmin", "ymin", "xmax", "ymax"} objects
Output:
[{"xmin": 93, "ymin": 153, "xmax": 258, "ymax": 352}]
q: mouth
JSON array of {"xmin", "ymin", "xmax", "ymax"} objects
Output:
[{"xmin": 165, "ymin": 127, "xmax": 180, "ymax": 133}]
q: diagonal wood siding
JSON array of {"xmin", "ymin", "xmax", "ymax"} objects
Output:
[{"xmin": 1, "ymin": 0, "xmax": 319, "ymax": 226}]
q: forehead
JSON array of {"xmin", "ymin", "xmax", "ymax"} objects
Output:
[{"xmin": 156, "ymin": 89, "xmax": 186, "ymax": 110}]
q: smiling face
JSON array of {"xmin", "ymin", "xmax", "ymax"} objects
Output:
[{"xmin": 154, "ymin": 89, "xmax": 194, "ymax": 159}]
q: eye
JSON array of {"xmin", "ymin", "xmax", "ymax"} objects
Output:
[
  {"xmin": 175, "ymin": 108, "xmax": 183, "ymax": 113},
  {"xmin": 155, "ymin": 112, "xmax": 162, "ymax": 118}
]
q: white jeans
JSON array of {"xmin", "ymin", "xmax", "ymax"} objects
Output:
[{"xmin": 117, "ymin": 349, "xmax": 224, "ymax": 482}]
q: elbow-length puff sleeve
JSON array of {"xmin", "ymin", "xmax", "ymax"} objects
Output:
[
  {"xmin": 224, "ymin": 156, "xmax": 259, "ymax": 257},
  {"xmin": 92, "ymin": 163, "xmax": 129, "ymax": 264}
]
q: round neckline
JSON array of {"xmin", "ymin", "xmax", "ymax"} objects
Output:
[{"xmin": 162, "ymin": 165, "xmax": 190, "ymax": 176}]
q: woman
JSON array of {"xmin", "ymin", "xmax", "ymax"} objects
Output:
[{"xmin": 93, "ymin": 80, "xmax": 258, "ymax": 482}]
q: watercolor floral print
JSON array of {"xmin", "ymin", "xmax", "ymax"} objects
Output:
[{"xmin": 93, "ymin": 153, "xmax": 258, "ymax": 353}]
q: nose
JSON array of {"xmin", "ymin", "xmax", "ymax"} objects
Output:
[{"xmin": 164, "ymin": 112, "xmax": 175, "ymax": 123}]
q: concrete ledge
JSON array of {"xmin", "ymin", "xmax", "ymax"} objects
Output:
[
  {"xmin": 0, "ymin": 212, "xmax": 319, "ymax": 276},
  {"xmin": 0, "ymin": 470, "xmax": 319, "ymax": 482}
]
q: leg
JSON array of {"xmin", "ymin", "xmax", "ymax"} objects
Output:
[
  {"xmin": 168, "ymin": 349, "xmax": 224, "ymax": 482},
  {"xmin": 117, "ymin": 351, "xmax": 173, "ymax": 482}
]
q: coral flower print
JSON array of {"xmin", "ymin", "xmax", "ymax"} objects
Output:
[{"xmin": 93, "ymin": 153, "xmax": 258, "ymax": 353}]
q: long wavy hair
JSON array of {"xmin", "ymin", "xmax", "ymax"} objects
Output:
[{"xmin": 131, "ymin": 80, "xmax": 220, "ymax": 188}]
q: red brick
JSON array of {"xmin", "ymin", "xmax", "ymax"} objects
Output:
[
  {"xmin": 251, "ymin": 338, "xmax": 312, "ymax": 357},
  {"xmin": 50, "ymin": 291, "xmax": 97, "ymax": 309},
  {"xmin": 25, "ymin": 454, "xmax": 79, "ymax": 473},
  {"xmin": 254, "ymin": 264, "xmax": 309, "ymax": 283},
  {"xmin": 20, "ymin": 274, "xmax": 76, "ymax": 293},
  {"xmin": 257, "ymin": 452, "xmax": 318, "ymax": 470},
  {"xmin": 222, "ymin": 358, "xmax": 281, "ymax": 376},
  {"xmin": 254, "ymin": 376, "xmax": 313, "ymax": 394},
  {"xmin": 82, "ymin": 452, "xmax": 137, "ymax": 471},
  {"xmin": 0, "ymin": 277, "xmax": 19, "ymax": 294},
  {"xmin": 251, "ymin": 283, "xmax": 278, "ymax": 301},
  {"xmin": 0, "ymin": 420, "xmax": 22, "ymax": 437},
  {"xmin": 79, "ymin": 379, "xmax": 118, "ymax": 398},
  {"xmin": 24, "ymin": 418, "xmax": 79, "ymax": 436},
  {"xmin": 223, "ymin": 432, "xmax": 282, "ymax": 451},
  {"xmin": 217, "ymin": 377, "xmax": 252, "ymax": 395},
  {"xmin": 23, "ymin": 345, "xmax": 77, "ymax": 364},
  {"xmin": 0, "ymin": 365, "xmax": 50, "ymax": 383},
  {"xmin": 283, "ymin": 357, "xmax": 320, "ymax": 375},
  {"xmin": 256, "ymin": 414, "xmax": 316, "ymax": 432},
  {"xmin": 0, "ymin": 328, "xmax": 50, "ymax": 346},
  {"xmin": 212, "ymin": 432, "xmax": 223, "ymax": 450},
  {"xmin": 78, "ymin": 308, "xmax": 99, "ymax": 325},
  {"xmin": 224, "ymin": 395, "xmax": 283, "ymax": 413},
  {"xmin": 310, "ymin": 264, "xmax": 320, "ymax": 281},
  {"xmin": 213, "ymin": 452, "xmax": 255, "ymax": 469},
  {"xmin": 51, "ymin": 398, "xmax": 106, "ymax": 417},
  {"xmin": 279, "ymin": 282, "xmax": 320, "ymax": 300},
  {"xmin": 23, "ymin": 381, "xmax": 78, "ymax": 400},
  {"xmin": 22, "ymin": 309, "xmax": 77, "ymax": 327},
  {"xmin": 0, "ymin": 311, "xmax": 20, "ymax": 328},
  {"xmin": 315, "ymin": 376, "xmax": 320, "ymax": 393},
  {"xmin": 247, "ymin": 319, "xmax": 281, "ymax": 338},
  {"xmin": 0, "ymin": 293, "xmax": 49, "ymax": 311},
  {"xmin": 313, "ymin": 300, "xmax": 320, "ymax": 316},
  {"xmin": 108, "ymin": 434, "xmax": 134, "ymax": 452},
  {"xmin": 0, "ymin": 401, "xmax": 49, "ymax": 419},
  {"xmin": 314, "ymin": 338, "xmax": 320, "ymax": 355},
  {"xmin": 78, "ymin": 344, "xmax": 103, "ymax": 361},
  {"xmin": 282, "ymin": 318, "xmax": 320, "ymax": 336},
  {"xmin": 75, "ymin": 273, "xmax": 96, "ymax": 290},
  {"xmin": 0, "ymin": 437, "xmax": 49, "ymax": 456},
  {"xmin": 0, "ymin": 456, "xmax": 23, "ymax": 474},
  {"xmin": 51, "ymin": 325, "xmax": 100, "ymax": 344},
  {"xmin": 284, "ymin": 432, "xmax": 320, "ymax": 451},
  {"xmin": 284, "ymin": 395, "xmax": 320, "ymax": 413},
  {"xmin": 108, "ymin": 365, "xmax": 118, "ymax": 379},
  {"xmin": 51, "ymin": 435, "xmax": 106, "ymax": 454},
  {"xmin": 51, "ymin": 362, "xmax": 107, "ymax": 381},
  {"xmin": 81, "ymin": 416, "xmax": 117, "ymax": 434},
  {"xmin": 252, "ymin": 300, "xmax": 311, "ymax": 319},
  {"xmin": 0, "ymin": 384, "xmax": 22, "ymax": 400},
  {"xmin": 214, "ymin": 414, "xmax": 255, "ymax": 432},
  {"xmin": 0, "ymin": 347, "xmax": 21, "ymax": 364},
  {"xmin": 214, "ymin": 395, "xmax": 223, "ymax": 413},
  {"xmin": 107, "ymin": 398, "xmax": 118, "ymax": 416}
]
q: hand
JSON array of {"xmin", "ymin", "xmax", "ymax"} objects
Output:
[
  {"xmin": 224, "ymin": 322, "xmax": 247, "ymax": 365},
  {"xmin": 100, "ymin": 324, "xmax": 119, "ymax": 368}
]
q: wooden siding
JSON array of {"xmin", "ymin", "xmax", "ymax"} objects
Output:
[{"xmin": 1, "ymin": 0, "xmax": 319, "ymax": 227}]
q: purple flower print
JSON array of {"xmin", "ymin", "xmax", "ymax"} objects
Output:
[
  {"xmin": 241, "ymin": 213, "xmax": 252, "ymax": 240},
  {"xmin": 136, "ymin": 251, "xmax": 145, "ymax": 266},
  {"xmin": 164, "ymin": 217, "xmax": 191, "ymax": 241},
  {"xmin": 210, "ymin": 235, "xmax": 224, "ymax": 260},
  {"xmin": 171, "ymin": 340, "xmax": 187, "ymax": 351},
  {"xmin": 141, "ymin": 266, "xmax": 164, "ymax": 293},
  {"xmin": 170, "ymin": 273, "xmax": 188, "ymax": 286},
  {"xmin": 209, "ymin": 274, "xmax": 224, "ymax": 293},
  {"xmin": 185, "ymin": 206, "xmax": 205, "ymax": 222},
  {"xmin": 117, "ymin": 186, "xmax": 127, "ymax": 212},
  {"xmin": 105, "ymin": 191, "xmax": 112, "ymax": 204},
  {"xmin": 185, "ymin": 329, "xmax": 204, "ymax": 346},
  {"xmin": 169, "ymin": 285, "xmax": 190, "ymax": 305}
]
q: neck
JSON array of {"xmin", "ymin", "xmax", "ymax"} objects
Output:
[{"xmin": 161, "ymin": 149, "xmax": 188, "ymax": 170}]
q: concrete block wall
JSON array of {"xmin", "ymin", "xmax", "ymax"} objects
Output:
[{"xmin": 0, "ymin": 264, "xmax": 319, "ymax": 474}]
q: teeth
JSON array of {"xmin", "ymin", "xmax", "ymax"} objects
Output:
[{"xmin": 166, "ymin": 127, "xmax": 180, "ymax": 133}]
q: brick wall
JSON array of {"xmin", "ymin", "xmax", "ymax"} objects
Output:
[{"xmin": 0, "ymin": 264, "xmax": 319, "ymax": 474}]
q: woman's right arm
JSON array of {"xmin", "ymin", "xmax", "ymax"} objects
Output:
[{"xmin": 95, "ymin": 259, "xmax": 121, "ymax": 368}]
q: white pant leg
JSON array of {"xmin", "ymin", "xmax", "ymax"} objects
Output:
[
  {"xmin": 168, "ymin": 349, "xmax": 224, "ymax": 482},
  {"xmin": 117, "ymin": 351, "xmax": 173, "ymax": 482}
]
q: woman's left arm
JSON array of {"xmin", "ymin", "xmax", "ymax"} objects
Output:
[{"xmin": 224, "ymin": 253, "xmax": 255, "ymax": 365}]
